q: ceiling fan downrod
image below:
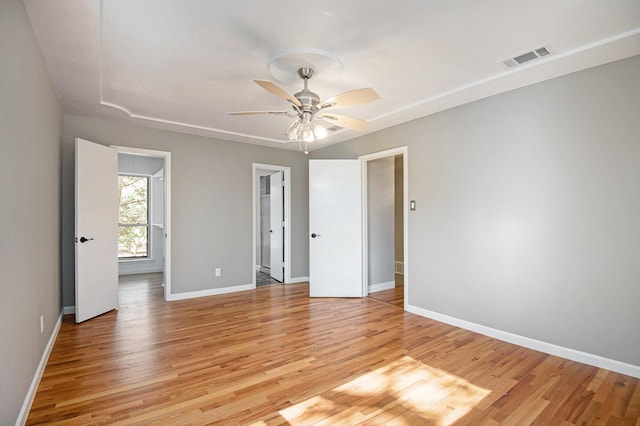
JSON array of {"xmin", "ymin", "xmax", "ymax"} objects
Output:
[
  {"xmin": 298, "ymin": 67, "xmax": 314, "ymax": 81},
  {"xmin": 293, "ymin": 67, "xmax": 320, "ymax": 113}
]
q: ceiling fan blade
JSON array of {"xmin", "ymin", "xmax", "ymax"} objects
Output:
[
  {"xmin": 254, "ymin": 80, "xmax": 302, "ymax": 108},
  {"xmin": 320, "ymin": 88, "xmax": 379, "ymax": 109},
  {"xmin": 228, "ymin": 111, "xmax": 288, "ymax": 115},
  {"xmin": 317, "ymin": 113, "xmax": 371, "ymax": 131}
]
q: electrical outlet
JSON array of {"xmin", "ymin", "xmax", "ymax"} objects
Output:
[
  {"xmin": 215, "ymin": 268, "xmax": 221, "ymax": 277},
  {"xmin": 40, "ymin": 315, "xmax": 44, "ymax": 334}
]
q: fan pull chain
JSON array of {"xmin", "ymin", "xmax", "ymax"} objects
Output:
[{"xmin": 297, "ymin": 140, "xmax": 309, "ymax": 155}]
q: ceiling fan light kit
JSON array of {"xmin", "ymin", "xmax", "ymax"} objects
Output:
[
  {"xmin": 287, "ymin": 113, "xmax": 328, "ymax": 154},
  {"xmin": 285, "ymin": 68, "xmax": 328, "ymax": 154},
  {"xmin": 230, "ymin": 55, "xmax": 379, "ymax": 154}
]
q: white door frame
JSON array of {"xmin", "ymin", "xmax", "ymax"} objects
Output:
[
  {"xmin": 112, "ymin": 145, "xmax": 172, "ymax": 301},
  {"xmin": 359, "ymin": 147, "xmax": 409, "ymax": 309},
  {"xmin": 252, "ymin": 163, "xmax": 292, "ymax": 285}
]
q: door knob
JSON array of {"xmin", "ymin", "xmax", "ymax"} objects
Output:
[
  {"xmin": 311, "ymin": 233, "xmax": 321, "ymax": 238},
  {"xmin": 79, "ymin": 237, "xmax": 94, "ymax": 243}
]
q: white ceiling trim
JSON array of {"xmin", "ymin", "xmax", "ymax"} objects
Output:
[
  {"xmin": 98, "ymin": 100, "xmax": 289, "ymax": 144},
  {"xmin": 23, "ymin": 0, "xmax": 640, "ymax": 151},
  {"xmin": 96, "ymin": 4, "xmax": 640, "ymax": 147},
  {"xmin": 96, "ymin": 0, "xmax": 288, "ymax": 145},
  {"xmin": 369, "ymin": 28, "xmax": 640, "ymax": 123}
]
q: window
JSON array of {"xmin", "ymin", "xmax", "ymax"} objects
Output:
[{"xmin": 118, "ymin": 175, "xmax": 149, "ymax": 258}]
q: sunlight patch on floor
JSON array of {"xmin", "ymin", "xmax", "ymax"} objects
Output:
[{"xmin": 275, "ymin": 355, "xmax": 490, "ymax": 425}]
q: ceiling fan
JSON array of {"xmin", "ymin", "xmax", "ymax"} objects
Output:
[{"xmin": 230, "ymin": 67, "xmax": 378, "ymax": 153}]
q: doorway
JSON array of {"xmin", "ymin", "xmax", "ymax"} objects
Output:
[
  {"xmin": 113, "ymin": 146, "xmax": 172, "ymax": 301},
  {"xmin": 253, "ymin": 164, "xmax": 292, "ymax": 287},
  {"xmin": 360, "ymin": 147, "xmax": 408, "ymax": 309}
]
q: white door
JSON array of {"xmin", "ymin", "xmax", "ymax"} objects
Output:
[
  {"xmin": 75, "ymin": 138, "xmax": 119, "ymax": 322},
  {"xmin": 309, "ymin": 160, "xmax": 363, "ymax": 297},
  {"xmin": 270, "ymin": 171, "xmax": 284, "ymax": 282}
]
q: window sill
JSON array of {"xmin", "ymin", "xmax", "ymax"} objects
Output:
[{"xmin": 118, "ymin": 257, "xmax": 154, "ymax": 263}]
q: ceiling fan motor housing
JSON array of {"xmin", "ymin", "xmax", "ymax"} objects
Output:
[{"xmin": 294, "ymin": 89, "xmax": 320, "ymax": 112}]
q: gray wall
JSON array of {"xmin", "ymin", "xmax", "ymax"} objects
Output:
[
  {"xmin": 367, "ymin": 157, "xmax": 395, "ymax": 286},
  {"xmin": 311, "ymin": 55, "xmax": 640, "ymax": 367},
  {"xmin": 0, "ymin": 0, "xmax": 62, "ymax": 422},
  {"xmin": 62, "ymin": 115, "xmax": 309, "ymax": 306}
]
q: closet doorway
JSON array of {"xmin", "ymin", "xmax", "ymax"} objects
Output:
[{"xmin": 253, "ymin": 164, "xmax": 291, "ymax": 286}]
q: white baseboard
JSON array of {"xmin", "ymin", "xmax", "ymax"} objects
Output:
[
  {"xmin": 406, "ymin": 303, "xmax": 640, "ymax": 379},
  {"xmin": 368, "ymin": 280, "xmax": 395, "ymax": 293},
  {"xmin": 166, "ymin": 283, "xmax": 255, "ymax": 301},
  {"xmin": 63, "ymin": 306, "xmax": 75, "ymax": 315},
  {"xmin": 16, "ymin": 312, "xmax": 63, "ymax": 426},
  {"xmin": 286, "ymin": 276, "xmax": 309, "ymax": 284}
]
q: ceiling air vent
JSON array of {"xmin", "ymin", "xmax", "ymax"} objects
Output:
[
  {"xmin": 535, "ymin": 46, "xmax": 551, "ymax": 57},
  {"xmin": 501, "ymin": 44, "xmax": 554, "ymax": 68}
]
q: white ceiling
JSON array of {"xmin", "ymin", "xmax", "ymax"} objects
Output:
[{"xmin": 23, "ymin": 0, "xmax": 640, "ymax": 152}]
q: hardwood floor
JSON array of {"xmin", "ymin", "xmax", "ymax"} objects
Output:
[
  {"xmin": 368, "ymin": 274, "xmax": 404, "ymax": 308},
  {"xmin": 28, "ymin": 275, "xmax": 640, "ymax": 425},
  {"xmin": 256, "ymin": 271, "xmax": 281, "ymax": 287},
  {"xmin": 368, "ymin": 286, "xmax": 404, "ymax": 309}
]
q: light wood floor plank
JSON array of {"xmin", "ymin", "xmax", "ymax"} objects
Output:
[{"xmin": 27, "ymin": 274, "xmax": 640, "ymax": 425}]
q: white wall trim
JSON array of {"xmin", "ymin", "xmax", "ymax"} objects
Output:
[
  {"xmin": 63, "ymin": 306, "xmax": 75, "ymax": 315},
  {"xmin": 368, "ymin": 281, "xmax": 395, "ymax": 293},
  {"xmin": 166, "ymin": 283, "xmax": 255, "ymax": 301},
  {"xmin": 287, "ymin": 276, "xmax": 309, "ymax": 284},
  {"xmin": 166, "ymin": 278, "xmax": 310, "ymax": 301},
  {"xmin": 16, "ymin": 312, "xmax": 63, "ymax": 426},
  {"xmin": 406, "ymin": 303, "xmax": 640, "ymax": 379}
]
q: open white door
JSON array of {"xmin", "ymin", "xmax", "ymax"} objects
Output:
[
  {"xmin": 75, "ymin": 138, "xmax": 119, "ymax": 322},
  {"xmin": 309, "ymin": 160, "xmax": 363, "ymax": 297},
  {"xmin": 269, "ymin": 171, "xmax": 284, "ymax": 282}
]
